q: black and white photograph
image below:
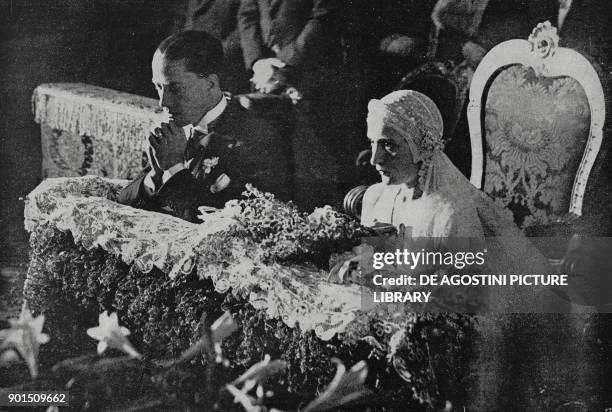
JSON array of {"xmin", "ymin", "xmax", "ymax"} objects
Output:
[{"xmin": 1, "ymin": 0, "xmax": 612, "ymax": 410}]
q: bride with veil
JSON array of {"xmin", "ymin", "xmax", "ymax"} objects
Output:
[{"xmin": 355, "ymin": 90, "xmax": 568, "ymax": 312}]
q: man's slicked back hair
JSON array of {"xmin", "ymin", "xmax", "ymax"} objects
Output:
[{"xmin": 156, "ymin": 30, "xmax": 224, "ymax": 76}]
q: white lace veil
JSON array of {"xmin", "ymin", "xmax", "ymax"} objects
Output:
[{"xmin": 367, "ymin": 90, "xmax": 453, "ymax": 194}]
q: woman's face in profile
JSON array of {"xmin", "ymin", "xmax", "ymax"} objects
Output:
[{"xmin": 368, "ymin": 121, "xmax": 419, "ymax": 186}]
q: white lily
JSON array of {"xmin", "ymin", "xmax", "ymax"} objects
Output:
[
  {"xmin": 302, "ymin": 359, "xmax": 370, "ymax": 412},
  {"xmin": 0, "ymin": 307, "xmax": 50, "ymax": 378},
  {"xmin": 231, "ymin": 354, "xmax": 287, "ymax": 393},
  {"xmin": 86, "ymin": 311, "xmax": 141, "ymax": 359},
  {"xmin": 211, "ymin": 311, "xmax": 239, "ymax": 364},
  {"xmin": 211, "ymin": 311, "xmax": 239, "ymax": 344}
]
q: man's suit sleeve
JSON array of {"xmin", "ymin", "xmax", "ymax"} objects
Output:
[
  {"xmin": 155, "ymin": 118, "xmax": 292, "ymax": 222},
  {"xmin": 155, "ymin": 169, "xmax": 245, "ymax": 222},
  {"xmin": 238, "ymin": 0, "xmax": 266, "ymax": 69},
  {"xmin": 276, "ymin": 0, "xmax": 340, "ymax": 68},
  {"xmin": 118, "ymin": 168, "xmax": 238, "ymax": 223},
  {"xmin": 117, "ymin": 169, "xmax": 159, "ymax": 210}
]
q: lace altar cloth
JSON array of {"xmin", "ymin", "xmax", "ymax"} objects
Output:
[
  {"xmin": 32, "ymin": 83, "xmax": 167, "ymax": 179},
  {"xmin": 25, "ymin": 176, "xmax": 372, "ymax": 342}
]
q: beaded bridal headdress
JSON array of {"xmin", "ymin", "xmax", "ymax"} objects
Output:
[{"xmin": 367, "ymin": 90, "xmax": 446, "ymax": 194}]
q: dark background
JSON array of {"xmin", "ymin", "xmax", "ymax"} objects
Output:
[{"xmin": 0, "ymin": 0, "xmax": 184, "ymax": 264}]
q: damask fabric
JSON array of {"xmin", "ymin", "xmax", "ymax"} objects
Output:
[
  {"xmin": 24, "ymin": 176, "xmax": 373, "ymax": 342},
  {"xmin": 484, "ymin": 65, "xmax": 590, "ymax": 228}
]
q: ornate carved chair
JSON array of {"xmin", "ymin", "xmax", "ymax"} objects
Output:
[{"xmin": 467, "ymin": 22, "xmax": 606, "ymax": 252}]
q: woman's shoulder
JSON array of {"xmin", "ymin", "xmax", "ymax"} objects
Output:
[
  {"xmin": 361, "ymin": 183, "xmax": 386, "ymax": 226},
  {"xmin": 363, "ymin": 182, "xmax": 385, "ymax": 200}
]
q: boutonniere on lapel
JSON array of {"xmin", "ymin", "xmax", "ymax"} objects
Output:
[
  {"xmin": 188, "ymin": 132, "xmax": 236, "ymax": 192},
  {"xmin": 202, "ymin": 156, "xmax": 219, "ymax": 175}
]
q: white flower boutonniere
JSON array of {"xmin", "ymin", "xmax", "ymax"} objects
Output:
[{"xmin": 202, "ymin": 157, "xmax": 220, "ymax": 174}]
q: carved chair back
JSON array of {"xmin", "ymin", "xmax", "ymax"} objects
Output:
[{"xmin": 468, "ymin": 22, "xmax": 606, "ymax": 229}]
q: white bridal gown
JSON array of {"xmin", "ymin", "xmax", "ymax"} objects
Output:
[
  {"xmin": 360, "ymin": 182, "xmax": 484, "ymax": 238},
  {"xmin": 359, "ymin": 180, "xmax": 566, "ymax": 312}
]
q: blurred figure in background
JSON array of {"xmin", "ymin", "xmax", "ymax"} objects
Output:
[
  {"xmin": 180, "ymin": 0, "xmax": 250, "ymax": 94},
  {"xmin": 558, "ymin": 0, "xmax": 612, "ymax": 71},
  {"xmin": 355, "ymin": 0, "xmax": 438, "ymax": 97},
  {"xmin": 431, "ymin": 0, "xmax": 557, "ymax": 67},
  {"xmin": 238, "ymin": 0, "xmax": 344, "ymax": 97},
  {"xmin": 238, "ymin": 0, "xmax": 361, "ymax": 210}
]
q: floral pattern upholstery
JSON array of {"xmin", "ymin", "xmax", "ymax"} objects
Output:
[{"xmin": 483, "ymin": 65, "xmax": 591, "ymax": 228}]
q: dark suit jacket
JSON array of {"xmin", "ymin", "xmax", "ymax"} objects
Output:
[
  {"xmin": 182, "ymin": 0, "xmax": 250, "ymax": 94},
  {"xmin": 238, "ymin": 0, "xmax": 343, "ymax": 73},
  {"xmin": 184, "ymin": 0, "xmax": 241, "ymax": 44},
  {"xmin": 117, "ymin": 99, "xmax": 292, "ymax": 222}
]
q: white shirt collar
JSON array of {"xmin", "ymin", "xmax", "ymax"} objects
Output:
[
  {"xmin": 183, "ymin": 95, "xmax": 229, "ymax": 137},
  {"xmin": 201, "ymin": 94, "xmax": 228, "ymax": 128}
]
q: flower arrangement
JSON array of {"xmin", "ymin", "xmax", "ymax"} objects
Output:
[
  {"xmin": 18, "ymin": 180, "xmax": 477, "ymax": 410},
  {"xmin": 20, "ymin": 225, "xmax": 476, "ymax": 410},
  {"xmin": 225, "ymin": 184, "xmax": 371, "ymax": 265}
]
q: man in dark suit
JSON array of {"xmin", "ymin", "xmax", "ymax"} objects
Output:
[{"xmin": 117, "ymin": 30, "xmax": 292, "ymax": 222}]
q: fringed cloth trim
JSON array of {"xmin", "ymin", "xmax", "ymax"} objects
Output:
[{"xmin": 32, "ymin": 83, "xmax": 167, "ymax": 150}]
